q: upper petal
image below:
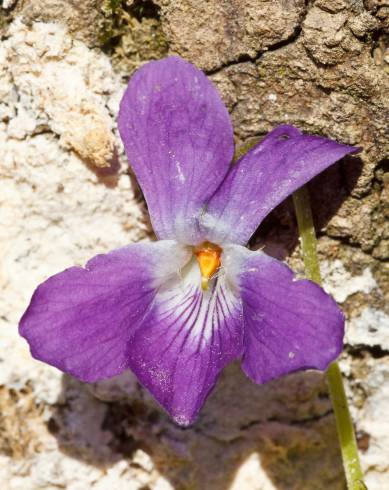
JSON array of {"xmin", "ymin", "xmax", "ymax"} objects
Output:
[
  {"xmin": 224, "ymin": 245, "xmax": 344, "ymax": 384},
  {"xmin": 201, "ymin": 125, "xmax": 360, "ymax": 245},
  {"xmin": 19, "ymin": 241, "xmax": 191, "ymax": 382},
  {"xmin": 127, "ymin": 258, "xmax": 243, "ymax": 426},
  {"xmin": 118, "ymin": 56, "xmax": 234, "ymax": 244}
]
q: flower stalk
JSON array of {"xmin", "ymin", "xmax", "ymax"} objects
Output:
[{"xmin": 292, "ymin": 186, "xmax": 365, "ymax": 490}]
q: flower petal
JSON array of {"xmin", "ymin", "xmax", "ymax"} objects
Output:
[
  {"xmin": 225, "ymin": 245, "xmax": 344, "ymax": 384},
  {"xmin": 19, "ymin": 241, "xmax": 191, "ymax": 382},
  {"xmin": 127, "ymin": 260, "xmax": 243, "ymax": 426},
  {"xmin": 118, "ymin": 56, "xmax": 234, "ymax": 244},
  {"xmin": 202, "ymin": 125, "xmax": 360, "ymax": 245}
]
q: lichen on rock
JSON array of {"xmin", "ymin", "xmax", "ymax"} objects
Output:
[{"xmin": 100, "ymin": 0, "xmax": 168, "ymax": 74}]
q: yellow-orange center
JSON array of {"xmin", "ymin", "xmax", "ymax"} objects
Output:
[{"xmin": 194, "ymin": 241, "xmax": 222, "ymax": 290}]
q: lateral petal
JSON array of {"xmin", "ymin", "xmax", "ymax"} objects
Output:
[
  {"xmin": 118, "ymin": 56, "xmax": 234, "ymax": 244},
  {"xmin": 19, "ymin": 241, "xmax": 191, "ymax": 382},
  {"xmin": 225, "ymin": 245, "xmax": 344, "ymax": 384},
  {"xmin": 202, "ymin": 125, "xmax": 360, "ymax": 245}
]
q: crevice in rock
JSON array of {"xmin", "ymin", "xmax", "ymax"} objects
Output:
[
  {"xmin": 265, "ymin": 0, "xmax": 309, "ymax": 54},
  {"xmin": 128, "ymin": 0, "xmax": 160, "ymax": 21},
  {"xmin": 0, "ymin": 0, "xmax": 16, "ymax": 37},
  {"xmin": 205, "ymin": 51, "xmax": 263, "ymax": 76},
  {"xmin": 205, "ymin": 1, "xmax": 309, "ymax": 76},
  {"xmin": 316, "ymin": 84, "xmax": 335, "ymax": 96},
  {"xmin": 238, "ymin": 410, "xmax": 333, "ymax": 432},
  {"xmin": 370, "ymin": 28, "xmax": 389, "ymax": 69},
  {"xmin": 345, "ymin": 344, "xmax": 389, "ymax": 359},
  {"xmin": 372, "ymin": 158, "xmax": 389, "ymax": 186}
]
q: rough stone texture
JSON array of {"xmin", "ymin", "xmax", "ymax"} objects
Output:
[
  {"xmin": 156, "ymin": 0, "xmax": 306, "ymax": 71},
  {"xmin": 3, "ymin": 20, "xmax": 119, "ymax": 168},
  {"xmin": 1, "ymin": 1, "xmax": 388, "ymax": 489},
  {"xmin": 14, "ymin": 0, "xmax": 105, "ymax": 47}
]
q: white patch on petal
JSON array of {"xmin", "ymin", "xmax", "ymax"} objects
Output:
[
  {"xmin": 154, "ymin": 257, "xmax": 241, "ymax": 347},
  {"xmin": 151, "ymin": 241, "xmax": 192, "ymax": 287},
  {"xmin": 199, "ymin": 212, "xmax": 234, "ymax": 244},
  {"xmin": 173, "ymin": 414, "xmax": 192, "ymax": 427},
  {"xmin": 175, "ymin": 160, "xmax": 186, "ymax": 183},
  {"xmin": 222, "ymin": 244, "xmax": 259, "ymax": 291}
]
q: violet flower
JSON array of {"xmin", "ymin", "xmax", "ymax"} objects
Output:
[{"xmin": 19, "ymin": 57, "xmax": 359, "ymax": 426}]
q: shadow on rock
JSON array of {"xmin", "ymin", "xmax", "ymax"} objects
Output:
[
  {"xmin": 81, "ymin": 146, "xmax": 122, "ymax": 189},
  {"xmin": 251, "ymin": 155, "xmax": 363, "ymax": 260},
  {"xmin": 48, "ymin": 364, "xmax": 345, "ymax": 489}
]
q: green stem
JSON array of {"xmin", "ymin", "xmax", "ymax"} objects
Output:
[{"xmin": 292, "ymin": 186, "xmax": 366, "ymax": 490}]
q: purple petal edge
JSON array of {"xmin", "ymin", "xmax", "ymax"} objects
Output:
[
  {"xmin": 18, "ymin": 241, "xmax": 187, "ymax": 383},
  {"xmin": 231, "ymin": 246, "xmax": 344, "ymax": 384},
  {"xmin": 202, "ymin": 124, "xmax": 361, "ymax": 245}
]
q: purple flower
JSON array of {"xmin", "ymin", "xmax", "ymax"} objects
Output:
[{"xmin": 19, "ymin": 56, "xmax": 360, "ymax": 426}]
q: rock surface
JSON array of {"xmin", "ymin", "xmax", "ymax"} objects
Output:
[{"xmin": 1, "ymin": 1, "xmax": 388, "ymax": 489}]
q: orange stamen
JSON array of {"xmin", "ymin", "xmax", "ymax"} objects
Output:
[{"xmin": 194, "ymin": 241, "xmax": 222, "ymax": 290}]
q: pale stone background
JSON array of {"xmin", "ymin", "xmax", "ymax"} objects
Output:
[{"xmin": 0, "ymin": 1, "xmax": 388, "ymax": 489}]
